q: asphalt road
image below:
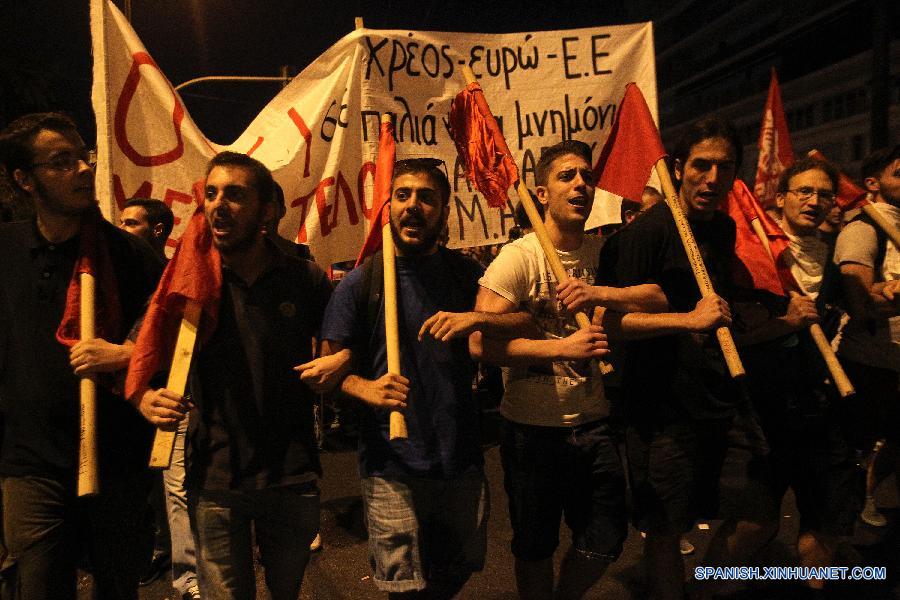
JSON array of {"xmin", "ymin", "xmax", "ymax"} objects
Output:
[{"xmin": 88, "ymin": 417, "xmax": 898, "ymax": 600}]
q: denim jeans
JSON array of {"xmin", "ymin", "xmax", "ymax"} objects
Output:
[
  {"xmin": 361, "ymin": 467, "xmax": 489, "ymax": 594},
  {"xmin": 188, "ymin": 482, "xmax": 319, "ymax": 600},
  {"xmin": 163, "ymin": 418, "xmax": 198, "ymax": 594}
]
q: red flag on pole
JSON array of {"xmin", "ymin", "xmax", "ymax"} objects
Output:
[
  {"xmin": 807, "ymin": 149, "xmax": 870, "ymax": 212},
  {"xmin": 449, "ymin": 81, "xmax": 518, "ymax": 208},
  {"xmin": 56, "ymin": 207, "xmax": 122, "ymax": 347},
  {"xmin": 125, "ymin": 208, "xmax": 222, "ymax": 400},
  {"xmin": 355, "ymin": 119, "xmax": 396, "ymax": 267},
  {"xmin": 722, "ymin": 179, "xmax": 796, "ymax": 295},
  {"xmin": 593, "ymin": 82, "xmax": 667, "ymax": 202},
  {"xmin": 754, "ymin": 68, "xmax": 795, "ymax": 208}
]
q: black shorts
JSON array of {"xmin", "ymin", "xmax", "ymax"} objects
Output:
[
  {"xmin": 625, "ymin": 418, "xmax": 731, "ymax": 536},
  {"xmin": 499, "ymin": 418, "xmax": 627, "ymax": 562}
]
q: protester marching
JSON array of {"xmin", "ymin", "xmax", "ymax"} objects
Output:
[{"xmin": 1, "ymin": 1, "xmax": 898, "ymax": 599}]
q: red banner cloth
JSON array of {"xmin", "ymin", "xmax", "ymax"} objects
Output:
[
  {"xmin": 754, "ymin": 68, "xmax": 795, "ymax": 208},
  {"xmin": 449, "ymin": 81, "xmax": 518, "ymax": 208},
  {"xmin": 722, "ymin": 179, "xmax": 796, "ymax": 296},
  {"xmin": 593, "ymin": 82, "xmax": 667, "ymax": 202},
  {"xmin": 807, "ymin": 149, "xmax": 870, "ymax": 212},
  {"xmin": 56, "ymin": 207, "xmax": 122, "ymax": 347},
  {"xmin": 125, "ymin": 208, "xmax": 221, "ymax": 400},
  {"xmin": 355, "ymin": 120, "xmax": 396, "ymax": 267}
]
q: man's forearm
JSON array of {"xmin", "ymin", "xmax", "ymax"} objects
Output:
[
  {"xmin": 473, "ymin": 333, "xmax": 562, "ymax": 367},
  {"xmin": 595, "ymin": 284, "xmax": 670, "ymax": 314},
  {"xmin": 871, "ymin": 282, "xmax": 900, "ymax": 318},
  {"xmin": 475, "ymin": 310, "xmax": 540, "ymax": 339},
  {"xmin": 339, "ymin": 373, "xmax": 372, "ymax": 403},
  {"xmin": 602, "ymin": 311, "xmax": 700, "ymax": 341}
]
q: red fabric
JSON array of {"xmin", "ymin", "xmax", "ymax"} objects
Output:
[
  {"xmin": 593, "ymin": 83, "xmax": 667, "ymax": 202},
  {"xmin": 355, "ymin": 120, "xmax": 396, "ymax": 267},
  {"xmin": 722, "ymin": 179, "xmax": 797, "ymax": 296},
  {"xmin": 449, "ymin": 81, "xmax": 518, "ymax": 208},
  {"xmin": 807, "ymin": 149, "xmax": 870, "ymax": 212},
  {"xmin": 56, "ymin": 207, "xmax": 122, "ymax": 347},
  {"xmin": 754, "ymin": 68, "xmax": 795, "ymax": 208},
  {"xmin": 124, "ymin": 208, "xmax": 221, "ymax": 399}
]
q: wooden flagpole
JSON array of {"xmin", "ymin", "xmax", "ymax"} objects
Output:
[
  {"xmin": 78, "ymin": 273, "xmax": 99, "ymax": 497},
  {"xmin": 749, "ymin": 220, "xmax": 854, "ymax": 398},
  {"xmin": 148, "ymin": 300, "xmax": 201, "ymax": 468},
  {"xmin": 655, "ymin": 160, "xmax": 746, "ymax": 378},
  {"xmin": 376, "ymin": 113, "xmax": 407, "ymax": 440},
  {"xmin": 461, "ymin": 67, "xmax": 611, "ymax": 374}
]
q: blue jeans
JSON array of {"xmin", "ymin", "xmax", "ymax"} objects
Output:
[
  {"xmin": 163, "ymin": 418, "xmax": 197, "ymax": 594},
  {"xmin": 361, "ymin": 467, "xmax": 489, "ymax": 594},
  {"xmin": 188, "ymin": 482, "xmax": 319, "ymax": 600}
]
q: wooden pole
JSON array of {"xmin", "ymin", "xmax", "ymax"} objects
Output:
[
  {"xmin": 461, "ymin": 66, "xmax": 611, "ymax": 375},
  {"xmin": 376, "ymin": 113, "xmax": 407, "ymax": 441},
  {"xmin": 148, "ymin": 300, "xmax": 201, "ymax": 468},
  {"xmin": 355, "ymin": 16, "xmax": 364, "ymax": 29},
  {"xmin": 750, "ymin": 220, "xmax": 855, "ymax": 397},
  {"xmin": 861, "ymin": 199, "xmax": 900, "ymax": 251},
  {"xmin": 78, "ymin": 273, "xmax": 99, "ymax": 497},
  {"xmin": 655, "ymin": 159, "xmax": 745, "ymax": 378}
]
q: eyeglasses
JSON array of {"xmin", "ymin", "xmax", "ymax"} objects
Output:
[
  {"xmin": 787, "ymin": 187, "xmax": 836, "ymax": 204},
  {"xmin": 30, "ymin": 153, "xmax": 96, "ymax": 173}
]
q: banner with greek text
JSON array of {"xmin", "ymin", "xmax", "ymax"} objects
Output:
[{"xmin": 91, "ymin": 0, "xmax": 657, "ymax": 265}]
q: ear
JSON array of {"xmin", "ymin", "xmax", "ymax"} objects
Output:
[
  {"xmin": 673, "ymin": 159, "xmax": 684, "ymax": 183},
  {"xmin": 12, "ymin": 168, "xmax": 35, "ymax": 196},
  {"xmin": 863, "ymin": 176, "xmax": 880, "ymax": 195},
  {"xmin": 152, "ymin": 222, "xmax": 165, "ymax": 239},
  {"xmin": 261, "ymin": 201, "xmax": 277, "ymax": 232},
  {"xmin": 535, "ymin": 185, "xmax": 549, "ymax": 207},
  {"xmin": 775, "ymin": 192, "xmax": 786, "ymax": 210}
]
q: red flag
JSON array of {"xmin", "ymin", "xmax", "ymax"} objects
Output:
[
  {"xmin": 56, "ymin": 207, "xmax": 122, "ymax": 347},
  {"xmin": 722, "ymin": 179, "xmax": 796, "ymax": 296},
  {"xmin": 449, "ymin": 81, "xmax": 518, "ymax": 208},
  {"xmin": 125, "ymin": 208, "xmax": 221, "ymax": 400},
  {"xmin": 754, "ymin": 68, "xmax": 795, "ymax": 208},
  {"xmin": 355, "ymin": 119, "xmax": 396, "ymax": 267},
  {"xmin": 807, "ymin": 149, "xmax": 870, "ymax": 212},
  {"xmin": 593, "ymin": 82, "xmax": 667, "ymax": 202}
]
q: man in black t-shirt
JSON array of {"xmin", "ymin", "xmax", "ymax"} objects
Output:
[
  {"xmin": 135, "ymin": 152, "xmax": 331, "ymax": 600},
  {"xmin": 600, "ymin": 116, "xmax": 748, "ymax": 600},
  {"xmin": 0, "ymin": 112, "xmax": 163, "ymax": 599}
]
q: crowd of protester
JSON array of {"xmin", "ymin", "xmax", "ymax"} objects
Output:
[{"xmin": 0, "ymin": 109, "xmax": 897, "ymax": 600}]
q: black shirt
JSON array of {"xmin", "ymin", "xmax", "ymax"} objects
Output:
[
  {"xmin": 600, "ymin": 202, "xmax": 741, "ymax": 423},
  {"xmin": 188, "ymin": 249, "xmax": 332, "ymax": 491},
  {"xmin": 0, "ymin": 218, "xmax": 163, "ymax": 483}
]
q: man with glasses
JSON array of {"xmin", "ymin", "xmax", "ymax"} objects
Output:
[
  {"xmin": 307, "ymin": 158, "xmax": 527, "ymax": 598},
  {"xmin": 834, "ymin": 145, "xmax": 900, "ymax": 530},
  {"xmin": 0, "ymin": 112, "xmax": 163, "ymax": 598},
  {"xmin": 734, "ymin": 157, "xmax": 857, "ymax": 595}
]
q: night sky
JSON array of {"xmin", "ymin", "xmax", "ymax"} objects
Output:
[{"xmin": 0, "ymin": 0, "xmax": 633, "ymax": 144}]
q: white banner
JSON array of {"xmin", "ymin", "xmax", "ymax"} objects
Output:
[{"xmin": 91, "ymin": 0, "xmax": 657, "ymax": 266}]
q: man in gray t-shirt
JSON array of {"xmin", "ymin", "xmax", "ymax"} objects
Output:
[{"xmin": 833, "ymin": 145, "xmax": 900, "ymax": 524}]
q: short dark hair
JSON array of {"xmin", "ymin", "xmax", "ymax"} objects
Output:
[
  {"xmin": 535, "ymin": 140, "xmax": 592, "ymax": 187},
  {"xmin": 0, "ymin": 112, "xmax": 80, "ymax": 175},
  {"xmin": 124, "ymin": 198, "xmax": 174, "ymax": 238},
  {"xmin": 672, "ymin": 115, "xmax": 743, "ymax": 171},
  {"xmin": 392, "ymin": 158, "xmax": 450, "ymax": 204},
  {"xmin": 777, "ymin": 157, "xmax": 839, "ymax": 194},
  {"xmin": 860, "ymin": 145, "xmax": 900, "ymax": 182},
  {"xmin": 206, "ymin": 151, "xmax": 275, "ymax": 206}
]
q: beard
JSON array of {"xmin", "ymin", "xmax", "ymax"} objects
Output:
[
  {"xmin": 33, "ymin": 178, "xmax": 93, "ymax": 217},
  {"xmin": 390, "ymin": 213, "xmax": 442, "ymax": 256}
]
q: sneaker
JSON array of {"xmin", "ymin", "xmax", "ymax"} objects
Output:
[
  {"xmin": 861, "ymin": 496, "xmax": 887, "ymax": 527},
  {"xmin": 182, "ymin": 585, "xmax": 201, "ymax": 600},
  {"xmin": 310, "ymin": 532, "xmax": 322, "ymax": 552},
  {"xmin": 679, "ymin": 537, "xmax": 695, "ymax": 556}
]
